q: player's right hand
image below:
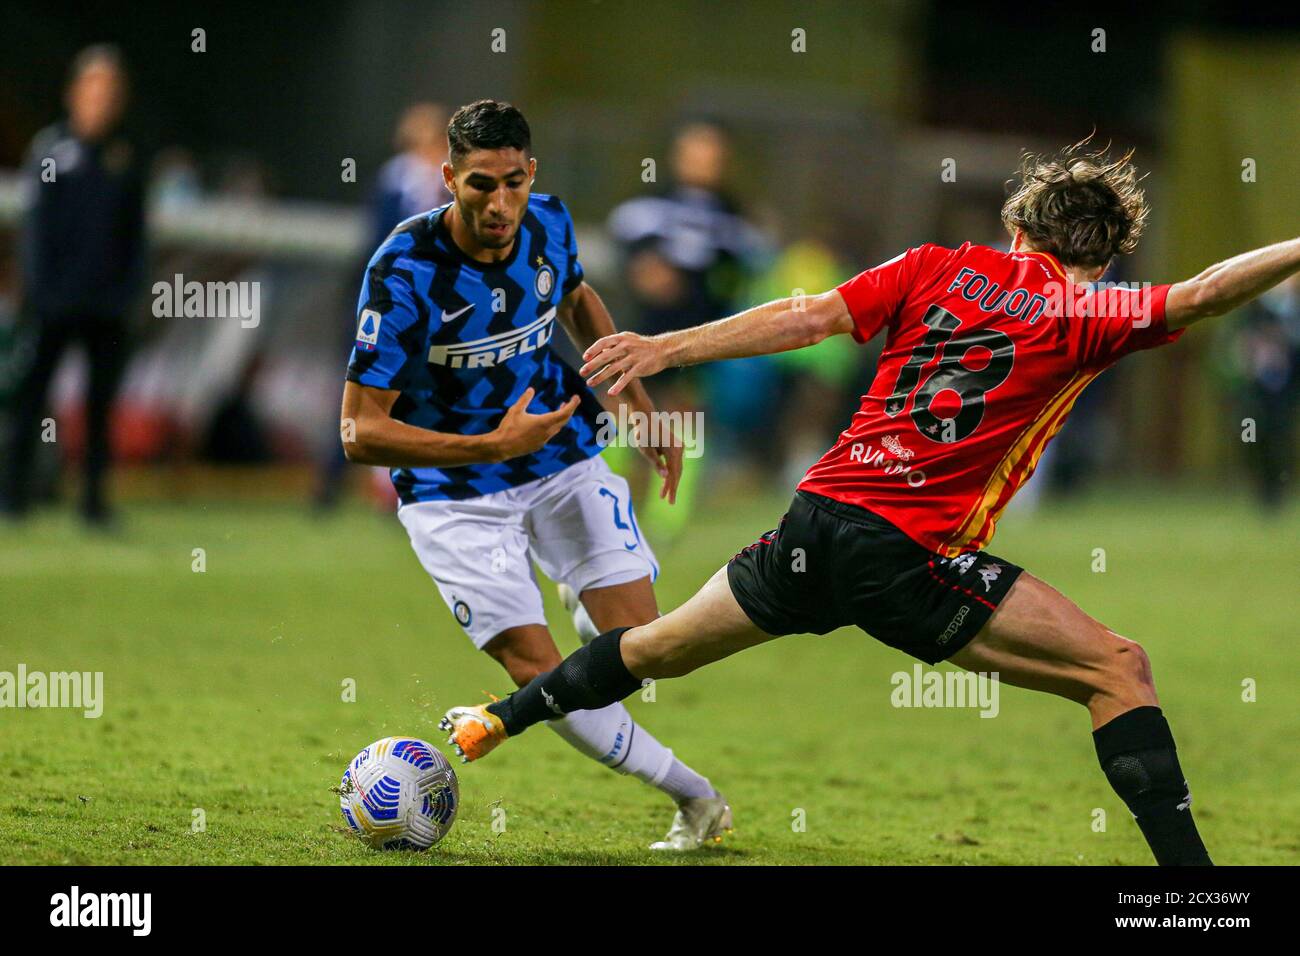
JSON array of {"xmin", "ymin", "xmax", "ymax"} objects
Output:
[
  {"xmin": 491, "ymin": 387, "xmax": 580, "ymax": 461},
  {"xmin": 580, "ymin": 331, "xmax": 669, "ymax": 396}
]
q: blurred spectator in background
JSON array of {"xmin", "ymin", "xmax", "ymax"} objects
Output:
[
  {"xmin": 1, "ymin": 45, "xmax": 145, "ymax": 527},
  {"xmin": 1229, "ymin": 273, "xmax": 1300, "ymax": 509},
  {"xmin": 607, "ymin": 120, "xmax": 767, "ymax": 535},
  {"xmin": 314, "ymin": 102, "xmax": 450, "ymax": 511},
  {"xmin": 368, "ymin": 102, "xmax": 451, "ymax": 252}
]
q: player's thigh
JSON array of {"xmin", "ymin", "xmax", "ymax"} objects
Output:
[
  {"xmin": 526, "ymin": 456, "xmax": 659, "ymax": 600},
  {"xmin": 621, "ymin": 566, "xmax": 776, "ymax": 679},
  {"xmin": 948, "ymin": 572, "xmax": 1157, "ymax": 725},
  {"xmin": 581, "ymin": 575, "xmax": 659, "ymax": 631},
  {"xmin": 396, "ymin": 498, "xmax": 547, "ymax": 651},
  {"xmin": 482, "ymin": 624, "xmax": 564, "ymax": 688}
]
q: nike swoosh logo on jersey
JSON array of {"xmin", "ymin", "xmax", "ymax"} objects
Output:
[{"xmin": 440, "ymin": 304, "xmax": 473, "ymax": 323}]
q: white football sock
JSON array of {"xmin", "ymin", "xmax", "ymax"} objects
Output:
[
  {"xmin": 571, "ymin": 600, "xmax": 600, "ymax": 644},
  {"xmin": 547, "ymin": 703, "xmax": 715, "ymax": 802}
]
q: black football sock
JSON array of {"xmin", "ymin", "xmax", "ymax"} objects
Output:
[
  {"xmin": 488, "ymin": 627, "xmax": 643, "ymax": 737},
  {"xmin": 1093, "ymin": 706, "xmax": 1213, "ymax": 866}
]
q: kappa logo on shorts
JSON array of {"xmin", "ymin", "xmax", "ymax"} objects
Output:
[
  {"xmin": 979, "ymin": 563, "xmax": 1003, "ymax": 592},
  {"xmin": 938, "ymin": 605, "xmax": 970, "ymax": 644},
  {"xmin": 949, "ymin": 553, "xmax": 977, "ymax": 575}
]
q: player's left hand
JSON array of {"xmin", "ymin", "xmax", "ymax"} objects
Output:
[{"xmin": 580, "ymin": 331, "xmax": 668, "ymax": 396}]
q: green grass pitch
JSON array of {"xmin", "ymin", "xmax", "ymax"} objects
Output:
[{"xmin": 1, "ymin": 485, "xmax": 1296, "ymax": 865}]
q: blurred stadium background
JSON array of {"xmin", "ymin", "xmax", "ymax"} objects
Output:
[{"xmin": 1, "ymin": 1, "xmax": 1298, "ymax": 517}]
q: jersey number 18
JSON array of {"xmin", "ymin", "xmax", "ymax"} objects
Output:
[{"xmin": 883, "ymin": 305, "xmax": 1014, "ymax": 443}]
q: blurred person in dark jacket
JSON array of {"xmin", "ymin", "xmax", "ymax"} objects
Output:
[
  {"xmin": 1, "ymin": 45, "xmax": 145, "ymax": 526},
  {"xmin": 1232, "ymin": 274, "xmax": 1300, "ymax": 509},
  {"xmin": 607, "ymin": 120, "xmax": 766, "ymax": 536},
  {"xmin": 369, "ymin": 102, "xmax": 452, "ymax": 250},
  {"xmin": 608, "ymin": 120, "xmax": 766, "ymax": 347}
]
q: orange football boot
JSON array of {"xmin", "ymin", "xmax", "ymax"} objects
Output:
[{"xmin": 439, "ymin": 704, "xmax": 509, "ymax": 762}]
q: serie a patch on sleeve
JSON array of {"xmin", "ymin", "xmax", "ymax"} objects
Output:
[{"xmin": 355, "ymin": 309, "xmax": 382, "ymax": 351}]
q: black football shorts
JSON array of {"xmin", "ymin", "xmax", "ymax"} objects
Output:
[{"xmin": 727, "ymin": 491, "xmax": 1024, "ymax": 665}]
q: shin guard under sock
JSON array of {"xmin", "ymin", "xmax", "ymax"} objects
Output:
[{"xmin": 1093, "ymin": 706, "xmax": 1213, "ymax": 866}]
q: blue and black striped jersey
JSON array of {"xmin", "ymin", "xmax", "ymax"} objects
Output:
[{"xmin": 346, "ymin": 193, "xmax": 604, "ymax": 503}]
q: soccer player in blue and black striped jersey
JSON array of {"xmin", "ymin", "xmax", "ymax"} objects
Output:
[{"xmin": 341, "ymin": 100, "xmax": 729, "ymax": 849}]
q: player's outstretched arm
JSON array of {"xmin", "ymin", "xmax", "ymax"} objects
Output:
[
  {"xmin": 579, "ymin": 290, "xmax": 853, "ymax": 396},
  {"xmin": 341, "ymin": 382, "xmax": 578, "ymax": 467},
  {"xmin": 1165, "ymin": 236, "xmax": 1300, "ymax": 331}
]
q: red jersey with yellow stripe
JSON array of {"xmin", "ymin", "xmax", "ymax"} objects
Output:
[{"xmin": 797, "ymin": 242, "xmax": 1182, "ymax": 557}]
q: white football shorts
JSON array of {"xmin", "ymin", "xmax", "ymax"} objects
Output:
[{"xmin": 397, "ymin": 454, "xmax": 659, "ymax": 649}]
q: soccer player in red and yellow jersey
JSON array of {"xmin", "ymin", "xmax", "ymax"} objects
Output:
[{"xmin": 444, "ymin": 141, "xmax": 1300, "ymax": 865}]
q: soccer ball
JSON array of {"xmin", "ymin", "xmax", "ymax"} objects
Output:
[{"xmin": 339, "ymin": 736, "xmax": 459, "ymax": 850}]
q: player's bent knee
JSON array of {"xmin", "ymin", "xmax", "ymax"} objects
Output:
[
  {"xmin": 1091, "ymin": 632, "xmax": 1157, "ymax": 704},
  {"xmin": 1109, "ymin": 634, "xmax": 1154, "ymax": 686}
]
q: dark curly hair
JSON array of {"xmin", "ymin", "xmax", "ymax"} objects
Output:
[{"xmin": 1001, "ymin": 137, "xmax": 1149, "ymax": 269}]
